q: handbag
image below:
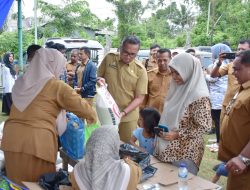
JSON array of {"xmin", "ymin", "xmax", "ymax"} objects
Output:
[
  {"xmin": 119, "ymin": 144, "xmax": 157, "ymax": 182},
  {"xmin": 38, "ymin": 169, "xmax": 71, "ymax": 190}
]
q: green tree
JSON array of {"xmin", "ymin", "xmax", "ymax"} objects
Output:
[
  {"xmin": 38, "ymin": 0, "xmax": 112, "ymax": 38},
  {"xmin": 106, "ymin": 0, "xmax": 145, "ymax": 41},
  {"xmin": 0, "ymin": 30, "xmax": 33, "ymax": 59},
  {"xmin": 190, "ymin": 0, "xmax": 250, "ymax": 47}
]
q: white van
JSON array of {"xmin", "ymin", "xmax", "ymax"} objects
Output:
[{"xmin": 45, "ymin": 38, "xmax": 104, "ymax": 65}]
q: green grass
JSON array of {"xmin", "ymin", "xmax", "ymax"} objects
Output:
[
  {"xmin": 199, "ymin": 134, "xmax": 227, "ymax": 189},
  {"xmin": 0, "ymin": 100, "xmax": 226, "ymax": 188},
  {"xmin": 0, "ymin": 113, "xmax": 8, "ymax": 123}
]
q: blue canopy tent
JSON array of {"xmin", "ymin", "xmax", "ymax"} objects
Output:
[{"xmin": 0, "ymin": 0, "xmax": 14, "ymax": 30}]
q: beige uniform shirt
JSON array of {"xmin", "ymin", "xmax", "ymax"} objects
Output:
[
  {"xmin": 218, "ymin": 80, "xmax": 250, "ymax": 190},
  {"xmin": 98, "ymin": 52, "xmax": 148, "ymax": 122},
  {"xmin": 66, "ymin": 62, "xmax": 79, "ymax": 87},
  {"xmin": 142, "ymin": 56, "xmax": 158, "ymax": 71},
  {"xmin": 219, "ymin": 80, "xmax": 250, "ymax": 162},
  {"xmin": 143, "ymin": 68, "xmax": 172, "ymax": 113},
  {"xmin": 76, "ymin": 61, "xmax": 87, "ymax": 88},
  {"xmin": 219, "ymin": 62, "xmax": 240, "ymax": 106},
  {"xmin": 1, "ymin": 79, "xmax": 97, "ymax": 163}
]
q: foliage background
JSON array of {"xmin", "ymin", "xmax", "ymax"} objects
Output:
[{"xmin": 0, "ymin": 0, "xmax": 250, "ymax": 58}]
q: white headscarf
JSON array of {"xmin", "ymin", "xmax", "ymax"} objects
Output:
[
  {"xmin": 159, "ymin": 53, "xmax": 209, "ymax": 130},
  {"xmin": 74, "ymin": 127, "xmax": 130, "ymax": 190},
  {"xmin": 12, "ymin": 48, "xmax": 67, "ymax": 135}
]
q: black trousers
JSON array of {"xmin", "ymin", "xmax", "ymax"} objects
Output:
[
  {"xmin": 2, "ymin": 93, "xmax": 12, "ymax": 115},
  {"xmin": 211, "ymin": 109, "xmax": 221, "ymax": 143}
]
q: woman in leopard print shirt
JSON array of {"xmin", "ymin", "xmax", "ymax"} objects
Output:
[{"xmin": 154, "ymin": 53, "xmax": 212, "ymax": 175}]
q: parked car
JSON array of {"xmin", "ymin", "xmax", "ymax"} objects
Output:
[
  {"xmin": 136, "ymin": 49, "xmax": 150, "ymax": 62},
  {"xmin": 195, "ymin": 46, "xmax": 212, "ymax": 53},
  {"xmin": 171, "ymin": 48, "xmax": 212, "ymax": 69},
  {"xmin": 195, "ymin": 50, "xmax": 213, "ymax": 69},
  {"xmin": 45, "ymin": 37, "xmax": 104, "ymax": 65}
]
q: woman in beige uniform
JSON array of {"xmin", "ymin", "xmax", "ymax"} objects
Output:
[{"xmin": 1, "ymin": 48, "xmax": 97, "ymax": 185}]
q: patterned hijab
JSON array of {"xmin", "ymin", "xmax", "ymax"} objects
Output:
[
  {"xmin": 160, "ymin": 53, "xmax": 209, "ymax": 130},
  {"xmin": 74, "ymin": 127, "xmax": 130, "ymax": 190},
  {"xmin": 3, "ymin": 52, "xmax": 16, "ymax": 76}
]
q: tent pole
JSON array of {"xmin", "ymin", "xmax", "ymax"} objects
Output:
[{"xmin": 17, "ymin": 0, "xmax": 23, "ymax": 74}]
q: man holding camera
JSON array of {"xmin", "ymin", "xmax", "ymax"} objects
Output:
[{"xmin": 210, "ymin": 39, "xmax": 250, "ymax": 121}]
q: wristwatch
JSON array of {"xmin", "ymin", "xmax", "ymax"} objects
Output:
[{"xmin": 238, "ymin": 155, "xmax": 250, "ymax": 167}]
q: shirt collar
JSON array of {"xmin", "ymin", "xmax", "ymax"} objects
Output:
[
  {"xmin": 81, "ymin": 59, "xmax": 89, "ymax": 66},
  {"xmin": 118, "ymin": 54, "xmax": 134, "ymax": 65},
  {"xmin": 158, "ymin": 68, "xmax": 171, "ymax": 76},
  {"xmin": 242, "ymin": 80, "xmax": 250, "ymax": 89}
]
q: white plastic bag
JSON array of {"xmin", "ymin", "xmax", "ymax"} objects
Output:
[{"xmin": 96, "ymin": 85, "xmax": 121, "ymax": 128}]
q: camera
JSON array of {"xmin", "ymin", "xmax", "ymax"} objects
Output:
[{"xmin": 221, "ymin": 52, "xmax": 236, "ymax": 60}]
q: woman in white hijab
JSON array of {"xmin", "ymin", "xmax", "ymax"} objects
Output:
[
  {"xmin": 154, "ymin": 53, "xmax": 212, "ymax": 175},
  {"xmin": 71, "ymin": 127, "xmax": 142, "ymax": 190},
  {"xmin": 1, "ymin": 48, "xmax": 97, "ymax": 185}
]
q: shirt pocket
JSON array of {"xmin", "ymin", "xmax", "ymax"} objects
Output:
[
  {"xmin": 105, "ymin": 66, "xmax": 118, "ymax": 84},
  {"xmin": 122, "ymin": 71, "xmax": 138, "ymax": 91}
]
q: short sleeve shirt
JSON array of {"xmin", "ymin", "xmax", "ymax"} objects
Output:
[
  {"xmin": 76, "ymin": 63, "xmax": 87, "ymax": 88},
  {"xmin": 219, "ymin": 62, "xmax": 240, "ymax": 106},
  {"xmin": 133, "ymin": 128, "xmax": 155, "ymax": 155},
  {"xmin": 146, "ymin": 68, "xmax": 171, "ymax": 113},
  {"xmin": 142, "ymin": 56, "xmax": 158, "ymax": 71},
  {"xmin": 219, "ymin": 80, "xmax": 250, "ymax": 162},
  {"xmin": 98, "ymin": 53, "xmax": 148, "ymax": 122}
]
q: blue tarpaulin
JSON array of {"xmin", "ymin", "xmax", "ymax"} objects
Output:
[{"xmin": 0, "ymin": 0, "xmax": 14, "ymax": 30}]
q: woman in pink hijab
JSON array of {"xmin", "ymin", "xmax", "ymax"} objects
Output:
[{"xmin": 1, "ymin": 48, "xmax": 97, "ymax": 185}]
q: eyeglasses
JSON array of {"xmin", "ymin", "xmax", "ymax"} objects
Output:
[{"xmin": 121, "ymin": 49, "xmax": 137, "ymax": 57}]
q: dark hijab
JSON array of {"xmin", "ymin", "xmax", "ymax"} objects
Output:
[{"xmin": 3, "ymin": 52, "xmax": 16, "ymax": 76}]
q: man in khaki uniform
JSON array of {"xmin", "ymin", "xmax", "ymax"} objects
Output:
[
  {"xmin": 142, "ymin": 48, "xmax": 172, "ymax": 113},
  {"xmin": 98, "ymin": 36, "xmax": 148, "ymax": 142},
  {"xmin": 66, "ymin": 49, "xmax": 79, "ymax": 88},
  {"xmin": 143, "ymin": 44, "xmax": 160, "ymax": 71},
  {"xmin": 211, "ymin": 39, "xmax": 250, "ymax": 121},
  {"xmin": 218, "ymin": 50, "xmax": 250, "ymax": 190}
]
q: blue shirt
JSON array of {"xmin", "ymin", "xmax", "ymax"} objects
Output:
[{"xmin": 133, "ymin": 128, "xmax": 155, "ymax": 155}]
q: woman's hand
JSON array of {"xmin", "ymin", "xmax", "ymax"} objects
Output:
[
  {"xmin": 226, "ymin": 157, "xmax": 247, "ymax": 175},
  {"xmin": 159, "ymin": 131, "xmax": 179, "ymax": 141}
]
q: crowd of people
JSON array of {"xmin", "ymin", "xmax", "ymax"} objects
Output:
[{"xmin": 0, "ymin": 36, "xmax": 249, "ymax": 190}]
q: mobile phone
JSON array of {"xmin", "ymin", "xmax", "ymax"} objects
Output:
[
  {"xmin": 154, "ymin": 125, "xmax": 169, "ymax": 136},
  {"xmin": 154, "ymin": 127, "xmax": 163, "ymax": 136},
  {"xmin": 158, "ymin": 124, "xmax": 169, "ymax": 133},
  {"xmin": 222, "ymin": 52, "xmax": 236, "ymax": 60},
  {"xmin": 141, "ymin": 165, "xmax": 158, "ymax": 182},
  {"xmin": 143, "ymin": 165, "xmax": 158, "ymax": 175}
]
